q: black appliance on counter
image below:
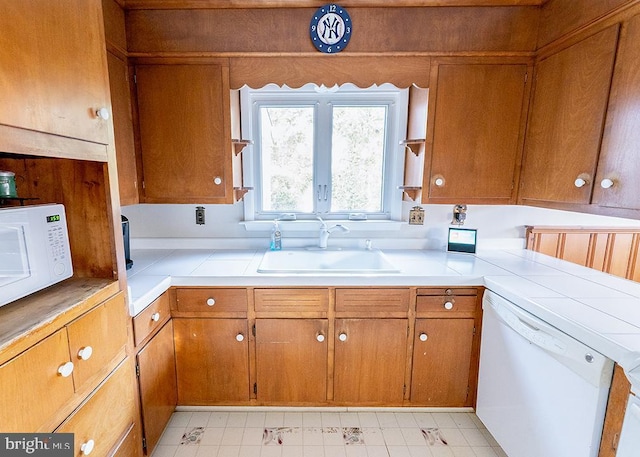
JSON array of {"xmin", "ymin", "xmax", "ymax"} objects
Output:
[{"xmin": 121, "ymin": 215, "xmax": 133, "ymax": 270}]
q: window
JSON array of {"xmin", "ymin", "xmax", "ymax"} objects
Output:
[{"xmin": 241, "ymin": 84, "xmax": 408, "ymax": 221}]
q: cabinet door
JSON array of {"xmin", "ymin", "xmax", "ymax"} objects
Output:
[
  {"xmin": 0, "ymin": 0, "xmax": 110, "ymax": 145},
  {"xmin": 425, "ymin": 64, "xmax": 528, "ymax": 203},
  {"xmin": 107, "ymin": 51, "xmax": 139, "ymax": 206},
  {"xmin": 411, "ymin": 318, "xmax": 475, "ymax": 406},
  {"xmin": 255, "ymin": 319, "xmax": 328, "ymax": 404},
  {"xmin": 334, "ymin": 319, "xmax": 407, "ymax": 405},
  {"xmin": 66, "ymin": 292, "xmax": 129, "ymax": 393},
  {"xmin": 593, "ymin": 15, "xmax": 640, "ymax": 210},
  {"xmin": 136, "ymin": 64, "xmax": 233, "ymax": 203},
  {"xmin": 0, "ymin": 329, "xmax": 74, "ymax": 432},
  {"xmin": 137, "ymin": 321, "xmax": 177, "ymax": 456},
  {"xmin": 520, "ymin": 26, "xmax": 619, "ymax": 204},
  {"xmin": 174, "ymin": 319, "xmax": 250, "ymax": 404}
]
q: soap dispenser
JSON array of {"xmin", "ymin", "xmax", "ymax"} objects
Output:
[{"xmin": 270, "ymin": 221, "xmax": 282, "ymax": 251}]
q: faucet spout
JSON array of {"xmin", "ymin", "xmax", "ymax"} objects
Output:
[{"xmin": 318, "ymin": 220, "xmax": 349, "ymax": 249}]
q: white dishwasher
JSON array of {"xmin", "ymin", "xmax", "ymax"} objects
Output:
[{"xmin": 477, "ymin": 290, "xmax": 614, "ymax": 457}]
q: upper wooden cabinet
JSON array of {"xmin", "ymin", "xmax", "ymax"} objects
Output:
[
  {"xmin": 593, "ymin": 14, "xmax": 640, "ymax": 210},
  {"xmin": 0, "ymin": 0, "xmax": 111, "ymax": 148},
  {"xmin": 135, "ymin": 63, "xmax": 235, "ymax": 203},
  {"xmin": 519, "ymin": 26, "xmax": 619, "ymax": 205},
  {"xmin": 423, "ymin": 63, "xmax": 529, "ymax": 204}
]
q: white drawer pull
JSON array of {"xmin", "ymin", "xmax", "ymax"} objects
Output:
[
  {"xmin": 444, "ymin": 301, "xmax": 454, "ymax": 310},
  {"xmin": 57, "ymin": 361, "xmax": 74, "ymax": 378},
  {"xmin": 338, "ymin": 333, "xmax": 347, "ymax": 342},
  {"xmin": 600, "ymin": 178, "xmax": 614, "ymax": 189},
  {"xmin": 236, "ymin": 334, "xmax": 245, "ymax": 342},
  {"xmin": 95, "ymin": 107, "xmax": 110, "ymax": 120},
  {"xmin": 78, "ymin": 346, "xmax": 93, "ymax": 361},
  {"xmin": 316, "ymin": 334, "xmax": 325, "ymax": 343},
  {"xmin": 419, "ymin": 333, "xmax": 428, "ymax": 342},
  {"xmin": 206, "ymin": 298, "xmax": 216, "ymax": 306},
  {"xmin": 81, "ymin": 439, "xmax": 95, "ymax": 455},
  {"xmin": 151, "ymin": 312, "xmax": 161, "ymax": 322}
]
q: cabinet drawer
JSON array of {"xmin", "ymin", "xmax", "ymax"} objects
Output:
[
  {"xmin": 0, "ymin": 329, "xmax": 75, "ymax": 432},
  {"xmin": 57, "ymin": 360, "xmax": 138, "ymax": 457},
  {"xmin": 66, "ymin": 292, "xmax": 129, "ymax": 392},
  {"xmin": 416, "ymin": 295, "xmax": 477, "ymax": 317},
  {"xmin": 175, "ymin": 288, "xmax": 248, "ymax": 314},
  {"xmin": 254, "ymin": 289, "xmax": 329, "ymax": 314},
  {"xmin": 133, "ymin": 292, "xmax": 170, "ymax": 347},
  {"xmin": 336, "ymin": 288, "xmax": 410, "ymax": 313},
  {"xmin": 416, "ymin": 288, "xmax": 478, "ymax": 297}
]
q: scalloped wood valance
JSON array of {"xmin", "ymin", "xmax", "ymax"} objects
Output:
[{"xmin": 229, "ymin": 56, "xmax": 431, "ymax": 89}]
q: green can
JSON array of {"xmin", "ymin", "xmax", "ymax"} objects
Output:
[{"xmin": 0, "ymin": 171, "xmax": 17, "ymax": 198}]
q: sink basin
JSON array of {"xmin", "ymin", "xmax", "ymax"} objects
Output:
[{"xmin": 258, "ymin": 248, "xmax": 400, "ymax": 274}]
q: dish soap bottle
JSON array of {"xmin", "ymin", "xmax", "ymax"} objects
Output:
[{"xmin": 270, "ymin": 221, "xmax": 282, "ymax": 251}]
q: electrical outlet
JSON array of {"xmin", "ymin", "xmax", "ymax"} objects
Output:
[{"xmin": 195, "ymin": 206, "xmax": 205, "ymax": 225}]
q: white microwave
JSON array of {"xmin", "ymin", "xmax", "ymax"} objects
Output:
[{"xmin": 0, "ymin": 204, "xmax": 73, "ymax": 307}]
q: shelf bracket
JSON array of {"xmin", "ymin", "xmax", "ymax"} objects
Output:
[
  {"xmin": 232, "ymin": 139, "xmax": 253, "ymax": 156},
  {"xmin": 400, "ymin": 139, "xmax": 425, "ymax": 156}
]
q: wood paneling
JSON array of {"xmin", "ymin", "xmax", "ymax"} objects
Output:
[
  {"xmin": 335, "ymin": 288, "xmax": 410, "ymax": 314},
  {"xmin": 254, "ymin": 288, "xmax": 329, "ymax": 316},
  {"xmin": 519, "ymin": 26, "xmax": 619, "ymax": 205},
  {"xmin": 537, "ymin": 0, "xmax": 634, "ymax": 48},
  {"xmin": 133, "ymin": 292, "xmax": 171, "ymax": 347},
  {"xmin": 175, "ymin": 288, "xmax": 248, "ymax": 315},
  {"xmin": 593, "ymin": 13, "xmax": 640, "ymax": 210},
  {"xmin": 126, "ymin": 0, "xmax": 547, "ymax": 8},
  {"xmin": 126, "ymin": 7, "xmax": 539, "ymax": 54},
  {"xmin": 599, "ymin": 364, "xmax": 632, "ymax": 457},
  {"xmin": 229, "ymin": 56, "xmax": 431, "ymax": 89},
  {"xmin": 103, "ymin": 0, "xmax": 128, "ymax": 54}
]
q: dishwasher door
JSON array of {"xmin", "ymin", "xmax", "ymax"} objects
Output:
[{"xmin": 477, "ymin": 290, "xmax": 613, "ymax": 457}]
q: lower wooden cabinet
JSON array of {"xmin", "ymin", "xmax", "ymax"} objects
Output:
[
  {"xmin": 255, "ymin": 319, "xmax": 328, "ymax": 404},
  {"xmin": 410, "ymin": 318, "xmax": 475, "ymax": 406},
  {"xmin": 174, "ymin": 318, "xmax": 250, "ymax": 404},
  {"xmin": 136, "ymin": 320, "xmax": 177, "ymax": 455},
  {"xmin": 56, "ymin": 359, "xmax": 138, "ymax": 457},
  {"xmin": 333, "ymin": 319, "xmax": 408, "ymax": 405}
]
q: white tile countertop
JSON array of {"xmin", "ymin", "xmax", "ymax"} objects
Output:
[{"xmin": 126, "ymin": 247, "xmax": 640, "ymax": 389}]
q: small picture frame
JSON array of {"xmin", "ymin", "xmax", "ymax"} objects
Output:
[{"xmin": 447, "ymin": 227, "xmax": 477, "ymax": 253}]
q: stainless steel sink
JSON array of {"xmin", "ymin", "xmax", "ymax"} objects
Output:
[{"xmin": 257, "ymin": 248, "xmax": 400, "ymax": 274}]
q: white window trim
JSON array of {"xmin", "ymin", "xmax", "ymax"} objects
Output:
[{"xmin": 240, "ymin": 83, "xmax": 408, "ymax": 224}]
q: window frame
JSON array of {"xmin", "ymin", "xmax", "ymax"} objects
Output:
[{"xmin": 240, "ymin": 83, "xmax": 408, "ymax": 221}]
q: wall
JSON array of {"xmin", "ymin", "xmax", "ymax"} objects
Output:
[{"xmin": 123, "ymin": 203, "xmax": 640, "ymax": 251}]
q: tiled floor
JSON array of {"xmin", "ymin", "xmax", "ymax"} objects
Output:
[{"xmin": 151, "ymin": 410, "xmax": 508, "ymax": 457}]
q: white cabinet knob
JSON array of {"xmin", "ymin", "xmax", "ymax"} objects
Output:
[
  {"xmin": 206, "ymin": 298, "xmax": 216, "ymax": 306},
  {"xmin": 338, "ymin": 333, "xmax": 347, "ymax": 342},
  {"xmin": 600, "ymin": 178, "xmax": 614, "ymax": 189},
  {"xmin": 213, "ymin": 177, "xmax": 222, "ymax": 185},
  {"xmin": 57, "ymin": 361, "xmax": 74, "ymax": 378},
  {"xmin": 151, "ymin": 312, "xmax": 161, "ymax": 322},
  {"xmin": 236, "ymin": 334, "xmax": 244, "ymax": 342},
  {"xmin": 419, "ymin": 333, "xmax": 428, "ymax": 342},
  {"xmin": 574, "ymin": 178, "xmax": 587, "ymax": 188},
  {"xmin": 443, "ymin": 301, "xmax": 454, "ymax": 310},
  {"xmin": 78, "ymin": 346, "xmax": 93, "ymax": 361},
  {"xmin": 81, "ymin": 439, "xmax": 95, "ymax": 455},
  {"xmin": 316, "ymin": 334, "xmax": 325, "ymax": 343},
  {"xmin": 433, "ymin": 176, "xmax": 445, "ymax": 187},
  {"xmin": 95, "ymin": 107, "xmax": 110, "ymax": 120}
]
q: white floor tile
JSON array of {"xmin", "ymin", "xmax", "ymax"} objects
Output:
[
  {"xmin": 450, "ymin": 413, "xmax": 477, "ymax": 429},
  {"xmin": 438, "ymin": 429, "xmax": 468, "ymax": 447},
  {"xmin": 321, "ymin": 412, "xmax": 341, "ymax": 427},
  {"xmin": 189, "ymin": 412, "xmax": 213, "ymax": 428},
  {"xmin": 245, "ymin": 413, "xmax": 266, "ymax": 428},
  {"xmin": 238, "ymin": 446, "xmax": 261, "ymax": 457},
  {"xmin": 322, "ymin": 428, "xmax": 345, "ymax": 446},
  {"xmin": 324, "ymin": 445, "xmax": 347, "ymax": 457},
  {"xmin": 169, "ymin": 412, "xmax": 193, "ymax": 428},
  {"xmin": 395, "ymin": 412, "xmax": 418, "ymax": 427},
  {"xmin": 376, "ymin": 412, "xmax": 400, "ymax": 428},
  {"xmin": 361, "ymin": 428, "xmax": 385, "ymax": 446},
  {"xmin": 159, "ymin": 427, "xmax": 188, "ymax": 446},
  {"xmin": 260, "ymin": 446, "xmax": 282, "ymax": 457},
  {"xmin": 432, "ymin": 413, "xmax": 456, "ymax": 429},
  {"xmin": 366, "ymin": 446, "xmax": 390, "ymax": 457},
  {"xmin": 382, "ymin": 428, "xmax": 406, "ymax": 446},
  {"xmin": 175, "ymin": 446, "xmax": 199, "ymax": 457},
  {"xmin": 281, "ymin": 446, "xmax": 303, "ymax": 457},
  {"xmin": 472, "ymin": 448, "xmax": 499, "ymax": 457},
  {"xmin": 200, "ymin": 428, "xmax": 225, "ymax": 446},
  {"xmin": 340, "ymin": 412, "xmax": 360, "ymax": 427},
  {"xmin": 408, "ymin": 445, "xmax": 434, "ymax": 457},
  {"xmin": 460, "ymin": 428, "xmax": 489, "ymax": 447},
  {"xmin": 357, "ymin": 412, "xmax": 379, "ymax": 427},
  {"xmin": 303, "ymin": 445, "xmax": 325, "ymax": 457},
  {"xmin": 412, "ymin": 412, "xmax": 437, "ymax": 428},
  {"xmin": 241, "ymin": 428, "xmax": 264, "ymax": 446},
  {"xmin": 401, "ymin": 428, "xmax": 426, "ymax": 446},
  {"xmin": 303, "ymin": 412, "xmax": 323, "ymax": 427},
  {"xmin": 283, "ymin": 412, "xmax": 303, "ymax": 427},
  {"xmin": 303, "ymin": 428, "xmax": 325, "ymax": 446},
  {"xmin": 227, "ymin": 413, "xmax": 248, "ymax": 428},
  {"xmin": 450, "ymin": 447, "xmax": 475, "ymax": 457},
  {"xmin": 153, "ymin": 445, "xmax": 178, "ymax": 457},
  {"xmin": 195, "ymin": 446, "xmax": 218, "ymax": 457},
  {"xmin": 265, "ymin": 412, "xmax": 285, "ymax": 427},
  {"xmin": 221, "ymin": 428, "xmax": 245, "ymax": 446},
  {"xmin": 388, "ymin": 445, "xmax": 411, "ymax": 457},
  {"xmin": 208, "ymin": 413, "xmax": 230, "ymax": 428},
  {"xmin": 344, "ymin": 446, "xmax": 368, "ymax": 457},
  {"xmin": 217, "ymin": 445, "xmax": 241, "ymax": 457}
]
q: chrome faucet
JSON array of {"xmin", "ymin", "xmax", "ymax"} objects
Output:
[{"xmin": 317, "ymin": 216, "xmax": 350, "ymax": 249}]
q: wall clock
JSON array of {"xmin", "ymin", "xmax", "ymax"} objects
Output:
[{"xmin": 309, "ymin": 4, "xmax": 352, "ymax": 53}]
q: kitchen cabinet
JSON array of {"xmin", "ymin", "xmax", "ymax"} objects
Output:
[
  {"xmin": 423, "ymin": 62, "xmax": 529, "ymax": 204},
  {"xmin": 592, "ymin": 14, "xmax": 640, "ymax": 211},
  {"xmin": 334, "ymin": 319, "xmax": 408, "ymax": 405},
  {"xmin": 519, "ymin": 26, "xmax": 619, "ymax": 205},
  {"xmin": 135, "ymin": 63, "xmax": 235, "ymax": 203},
  {"xmin": 255, "ymin": 318, "xmax": 329, "ymax": 404},
  {"xmin": 0, "ymin": 286, "xmax": 137, "ymax": 456},
  {"xmin": 172, "ymin": 288, "xmax": 250, "ymax": 404},
  {"xmin": 136, "ymin": 320, "xmax": 177, "ymax": 455},
  {"xmin": 253, "ymin": 288, "xmax": 329, "ymax": 404},
  {"xmin": 333, "ymin": 288, "xmax": 410, "ymax": 405},
  {"xmin": 410, "ymin": 288, "xmax": 481, "ymax": 406},
  {"xmin": 0, "ymin": 0, "xmax": 111, "ymax": 153}
]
